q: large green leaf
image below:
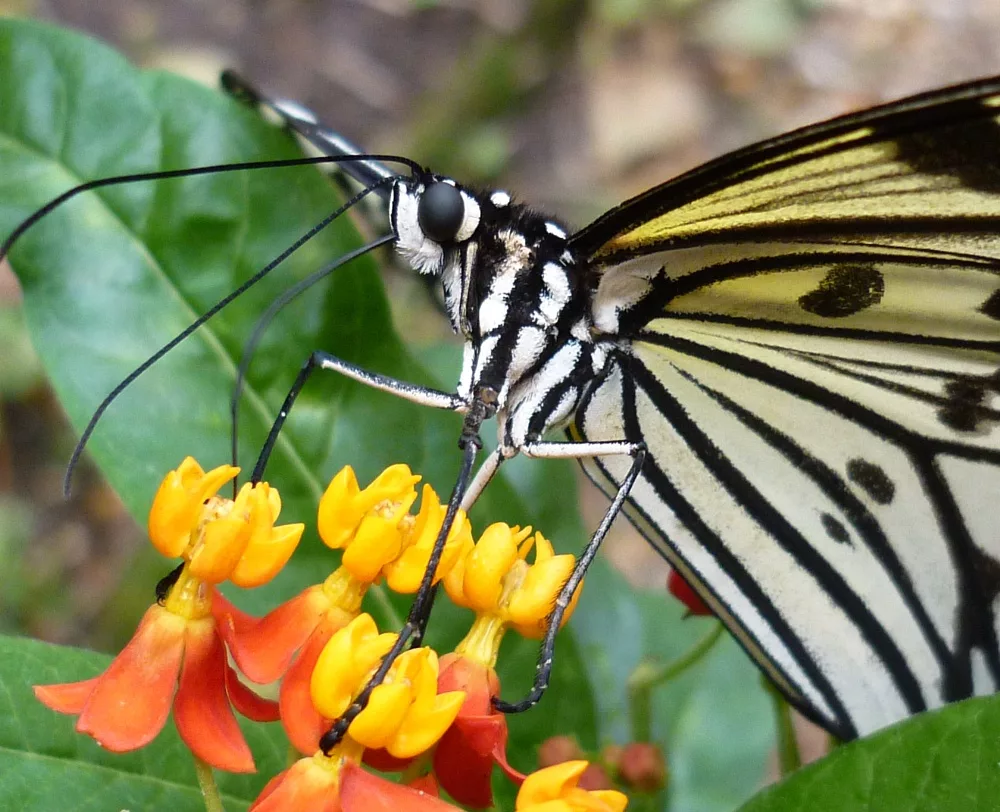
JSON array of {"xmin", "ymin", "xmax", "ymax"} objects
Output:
[
  {"xmin": 0, "ymin": 18, "xmax": 775, "ymax": 810},
  {"xmin": 740, "ymin": 694, "xmax": 1000, "ymax": 811}
]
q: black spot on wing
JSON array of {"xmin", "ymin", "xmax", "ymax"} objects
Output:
[
  {"xmin": 798, "ymin": 265, "xmax": 884, "ymax": 318},
  {"xmin": 981, "ymin": 289, "xmax": 1000, "ymax": 321},
  {"xmin": 938, "ymin": 370, "xmax": 1000, "ymax": 432},
  {"xmin": 846, "ymin": 458, "xmax": 896, "ymax": 505},
  {"xmin": 821, "ymin": 513, "xmax": 852, "ymax": 545},
  {"xmin": 892, "ymin": 108, "xmax": 1000, "ymax": 194}
]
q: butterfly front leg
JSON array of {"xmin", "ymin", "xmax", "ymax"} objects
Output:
[{"xmin": 248, "ymin": 349, "xmax": 468, "ymax": 482}]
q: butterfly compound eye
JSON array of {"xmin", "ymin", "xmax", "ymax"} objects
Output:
[{"xmin": 417, "ymin": 182, "xmax": 466, "ymax": 243}]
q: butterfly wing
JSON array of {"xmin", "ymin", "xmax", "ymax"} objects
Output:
[{"xmin": 569, "ymin": 78, "xmax": 1000, "ymax": 738}]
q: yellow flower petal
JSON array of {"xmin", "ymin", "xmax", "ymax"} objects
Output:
[
  {"xmin": 147, "ymin": 459, "xmax": 239, "ymax": 558},
  {"xmin": 229, "ymin": 521, "xmax": 304, "ymax": 588},
  {"xmin": 317, "ymin": 466, "xmax": 362, "ymax": 549},
  {"xmin": 448, "ymin": 523, "xmax": 527, "ymax": 612},
  {"xmin": 390, "ymin": 689, "xmax": 466, "ymax": 759},
  {"xmin": 507, "ymin": 554, "xmax": 578, "ymax": 637},
  {"xmin": 310, "ymin": 614, "xmax": 396, "ymax": 719},
  {"xmin": 515, "ymin": 761, "xmax": 630, "ymax": 811},
  {"xmin": 349, "ymin": 682, "xmax": 411, "ymax": 750},
  {"xmin": 384, "ymin": 486, "xmax": 474, "ymax": 593},
  {"xmin": 359, "ymin": 465, "xmax": 422, "ymax": 511},
  {"xmin": 341, "ymin": 489, "xmax": 417, "ymax": 583},
  {"xmin": 318, "ymin": 465, "xmax": 422, "ymax": 553},
  {"xmin": 186, "ymin": 517, "xmax": 251, "ymax": 584}
]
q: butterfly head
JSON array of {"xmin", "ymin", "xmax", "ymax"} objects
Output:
[{"xmin": 390, "ymin": 175, "xmax": 481, "ymax": 276}]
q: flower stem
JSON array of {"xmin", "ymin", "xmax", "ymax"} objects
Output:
[
  {"xmin": 627, "ymin": 621, "xmax": 724, "ymax": 741},
  {"xmin": 193, "ymin": 756, "xmax": 225, "ymax": 812},
  {"xmin": 763, "ymin": 677, "xmax": 801, "ymax": 777}
]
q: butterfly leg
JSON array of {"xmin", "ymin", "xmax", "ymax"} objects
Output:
[
  {"xmin": 249, "ymin": 349, "xmax": 467, "ymax": 482},
  {"xmin": 492, "ymin": 438, "xmax": 647, "ymax": 713}
]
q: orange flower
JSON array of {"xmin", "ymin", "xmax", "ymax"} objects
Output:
[
  {"xmin": 310, "ymin": 615, "xmax": 465, "ymax": 759},
  {"xmin": 148, "ymin": 457, "xmax": 303, "ymax": 586},
  {"xmin": 252, "ymin": 755, "xmax": 459, "ymax": 812},
  {"xmin": 430, "ymin": 523, "xmax": 587, "ymax": 807},
  {"xmin": 34, "ymin": 578, "xmax": 277, "ymax": 772},
  {"xmin": 214, "ymin": 580, "xmax": 359, "ymax": 756},
  {"xmin": 382, "ymin": 484, "xmax": 473, "ymax": 593},
  {"xmin": 432, "ymin": 652, "xmax": 524, "ymax": 808},
  {"xmin": 216, "ymin": 466, "xmax": 470, "ymax": 756},
  {"xmin": 33, "ymin": 458, "xmax": 293, "ymax": 772},
  {"xmin": 444, "ymin": 523, "xmax": 581, "ymax": 639}
]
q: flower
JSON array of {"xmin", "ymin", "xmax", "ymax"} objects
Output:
[
  {"xmin": 516, "ymin": 761, "xmax": 628, "ymax": 811},
  {"xmin": 216, "ymin": 465, "xmax": 470, "ymax": 755},
  {"xmin": 251, "ymin": 612, "xmax": 468, "ymax": 812},
  {"xmin": 383, "ymin": 485, "xmax": 473, "ymax": 593},
  {"xmin": 310, "ymin": 614, "xmax": 465, "ymax": 759},
  {"xmin": 214, "ymin": 573, "xmax": 364, "ymax": 755},
  {"xmin": 317, "ymin": 464, "xmax": 421, "ymax": 553},
  {"xmin": 444, "ymin": 523, "xmax": 581, "ymax": 639},
  {"xmin": 34, "ymin": 575, "xmax": 277, "ymax": 772},
  {"xmin": 254, "ymin": 754, "xmax": 458, "ymax": 812},
  {"xmin": 666, "ymin": 569, "xmax": 713, "ymax": 617},
  {"xmin": 148, "ymin": 457, "xmax": 304, "ymax": 586},
  {"xmin": 616, "ymin": 742, "xmax": 667, "ymax": 793},
  {"xmin": 432, "ymin": 523, "xmax": 584, "ymax": 807},
  {"xmin": 34, "ymin": 459, "xmax": 289, "ymax": 772},
  {"xmin": 433, "ymin": 652, "xmax": 522, "ymax": 808}
]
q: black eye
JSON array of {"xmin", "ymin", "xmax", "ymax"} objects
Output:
[{"xmin": 417, "ymin": 182, "xmax": 465, "ymax": 243}]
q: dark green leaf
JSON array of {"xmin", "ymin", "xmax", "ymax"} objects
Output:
[{"xmin": 740, "ymin": 694, "xmax": 1000, "ymax": 812}]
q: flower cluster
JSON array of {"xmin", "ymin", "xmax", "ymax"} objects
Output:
[{"xmin": 33, "ymin": 457, "xmax": 628, "ymax": 811}]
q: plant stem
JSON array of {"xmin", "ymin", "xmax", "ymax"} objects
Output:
[
  {"xmin": 763, "ymin": 677, "xmax": 801, "ymax": 777},
  {"xmin": 193, "ymin": 756, "xmax": 225, "ymax": 812},
  {"xmin": 627, "ymin": 621, "xmax": 724, "ymax": 741}
]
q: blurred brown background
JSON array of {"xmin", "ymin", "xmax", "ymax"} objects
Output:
[{"xmin": 1, "ymin": 0, "xmax": 999, "ymax": 666}]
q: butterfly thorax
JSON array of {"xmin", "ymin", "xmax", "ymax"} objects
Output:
[{"xmin": 391, "ymin": 175, "xmax": 606, "ymax": 449}]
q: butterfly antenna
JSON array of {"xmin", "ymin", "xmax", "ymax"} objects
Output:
[
  {"xmin": 229, "ymin": 218, "xmax": 397, "ymax": 471},
  {"xmin": 0, "ymin": 154, "xmax": 411, "ymax": 266},
  {"xmin": 63, "ymin": 192, "xmax": 382, "ymax": 497}
]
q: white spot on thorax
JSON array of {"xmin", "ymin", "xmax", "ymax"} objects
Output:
[
  {"xmin": 502, "ymin": 341, "xmax": 584, "ymax": 447},
  {"xmin": 491, "ymin": 190, "xmax": 511, "ymax": 207},
  {"xmin": 478, "ymin": 230, "xmax": 533, "ymax": 334},
  {"xmin": 537, "ymin": 262, "xmax": 572, "ymax": 326}
]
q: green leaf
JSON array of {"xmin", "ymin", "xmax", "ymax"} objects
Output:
[
  {"xmin": 740, "ymin": 694, "xmax": 1000, "ymax": 811},
  {"xmin": 0, "ymin": 634, "xmax": 283, "ymax": 811}
]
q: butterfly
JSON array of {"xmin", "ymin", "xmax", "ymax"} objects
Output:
[
  {"xmin": 6, "ymin": 59, "xmax": 1000, "ymax": 744},
  {"xmin": 211, "ymin": 73, "xmax": 1000, "ymax": 742}
]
